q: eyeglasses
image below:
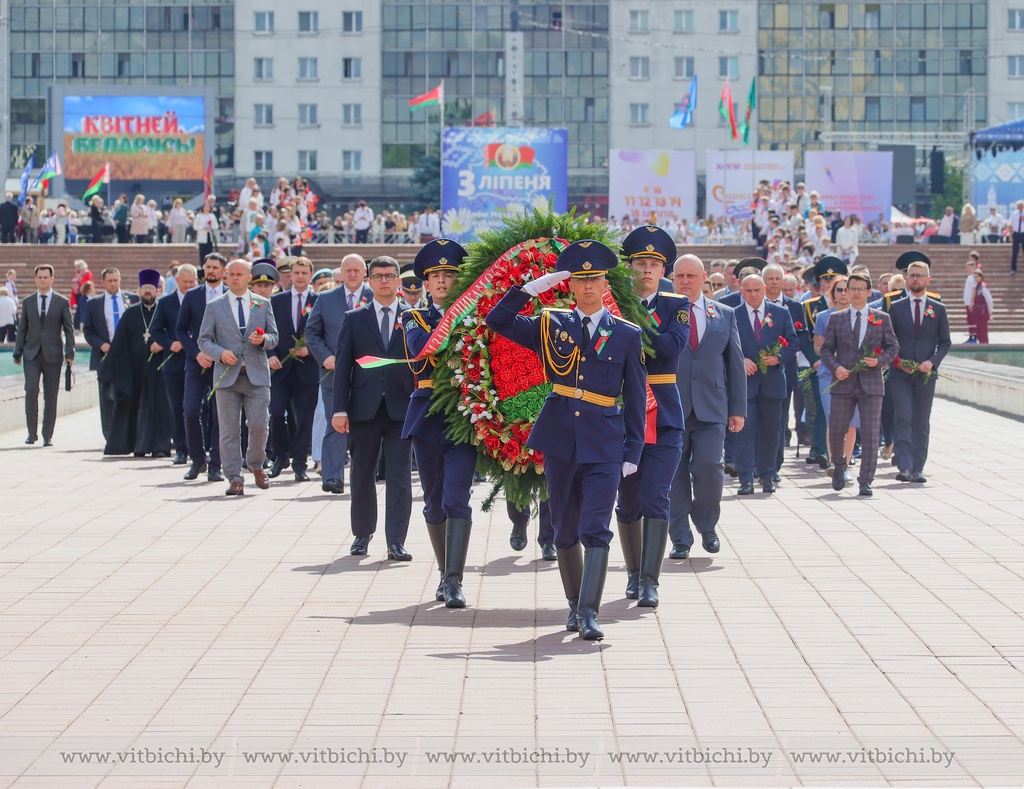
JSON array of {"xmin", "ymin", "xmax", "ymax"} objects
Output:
[
  {"xmin": 832, "ymin": 287, "xmax": 847, "ymax": 293},
  {"xmin": 369, "ymin": 273, "xmax": 399, "ymax": 282},
  {"xmin": 906, "ymin": 273, "xmax": 928, "ymax": 279}
]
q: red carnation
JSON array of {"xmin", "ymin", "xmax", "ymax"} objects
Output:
[
  {"xmin": 779, "ymin": 337, "xmax": 789, "ymax": 348},
  {"xmin": 794, "ymin": 321, "xmax": 804, "ymax": 331},
  {"xmin": 255, "ymin": 327, "xmax": 265, "ymax": 336},
  {"xmin": 893, "ymin": 356, "xmax": 902, "ymax": 366},
  {"xmin": 874, "ymin": 346, "xmax": 882, "ymax": 355}
]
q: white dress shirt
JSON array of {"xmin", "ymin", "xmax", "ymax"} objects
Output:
[
  {"xmin": 353, "ymin": 206, "xmax": 374, "ymax": 230},
  {"xmin": 744, "ymin": 300, "xmax": 766, "ymax": 334},
  {"xmin": 574, "ymin": 306, "xmax": 607, "ymax": 341},
  {"xmin": 34, "ymin": 291, "xmax": 51, "ymax": 319},
  {"xmin": 689, "ymin": 296, "xmax": 708, "ymax": 340},
  {"xmin": 987, "ymin": 213, "xmax": 1006, "ymax": 233},
  {"xmin": 232, "ymin": 292, "xmax": 251, "ymax": 330},
  {"xmin": 1011, "ymin": 209, "xmax": 1024, "ymax": 234},
  {"xmin": 416, "ymin": 212, "xmax": 441, "ymax": 237},
  {"xmin": 850, "ymin": 306, "xmax": 869, "ymax": 345},
  {"xmin": 372, "ymin": 299, "xmax": 398, "ymax": 344},
  {"xmin": 292, "ymin": 288, "xmax": 310, "ymax": 326},
  {"xmin": 104, "ymin": 290, "xmax": 126, "ymax": 338}
]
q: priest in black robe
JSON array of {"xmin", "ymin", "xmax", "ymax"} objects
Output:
[{"xmin": 100, "ymin": 269, "xmax": 172, "ymax": 456}]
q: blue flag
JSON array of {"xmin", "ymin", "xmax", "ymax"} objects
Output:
[
  {"xmin": 18, "ymin": 155, "xmax": 34, "ymax": 206},
  {"xmin": 669, "ymin": 75, "xmax": 698, "ymax": 129}
]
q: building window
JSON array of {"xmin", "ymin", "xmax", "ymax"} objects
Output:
[
  {"xmin": 343, "ymin": 150, "xmax": 362, "ymax": 171},
  {"xmin": 910, "ymin": 96, "xmax": 925, "ymax": 121},
  {"xmin": 254, "ymin": 150, "xmax": 273, "ymax": 172},
  {"xmin": 1009, "ymin": 102, "xmax": 1024, "ymax": 120},
  {"xmin": 674, "ymin": 57, "xmax": 695, "ymax": 79},
  {"xmin": 865, "ymin": 4, "xmax": 880, "ymax": 28},
  {"xmin": 342, "ymin": 11, "xmax": 363, "ymax": 33},
  {"xmin": 719, "ymin": 10, "xmax": 739, "ymax": 32},
  {"xmin": 1011, "ymin": 56, "xmax": 1024, "ymax": 77},
  {"xmin": 629, "ymin": 103, "xmax": 650, "ymax": 125},
  {"xmin": 71, "ymin": 53, "xmax": 86, "ymax": 78},
  {"xmin": 117, "ymin": 53, "xmax": 131, "ymax": 77},
  {"xmin": 629, "ymin": 56, "xmax": 650, "ymax": 80},
  {"xmin": 254, "ymin": 11, "xmax": 274, "ymax": 32},
  {"xmin": 719, "ymin": 56, "xmax": 739, "ymax": 79},
  {"xmin": 629, "ymin": 10, "xmax": 649, "ymax": 33},
  {"xmin": 342, "ymin": 103, "xmax": 362, "ymax": 125},
  {"xmin": 254, "ymin": 104, "xmax": 273, "ymax": 126},
  {"xmin": 298, "ymin": 57, "xmax": 318, "ymax": 80},
  {"xmin": 298, "ymin": 150, "xmax": 317, "ymax": 171},
  {"xmin": 343, "ymin": 57, "xmax": 362, "ymax": 79},
  {"xmin": 1010, "ymin": 9, "xmax": 1024, "ymax": 29},
  {"xmin": 298, "ymin": 11, "xmax": 318, "ymax": 33},
  {"xmin": 674, "ymin": 10, "xmax": 694, "ymax": 33},
  {"xmin": 254, "ymin": 57, "xmax": 273, "ymax": 80},
  {"xmin": 865, "ymin": 97, "xmax": 880, "ymax": 122},
  {"xmin": 819, "ymin": 3, "xmax": 835, "ymax": 29},
  {"xmin": 298, "ymin": 104, "xmax": 318, "ymax": 126},
  {"xmin": 959, "ymin": 50, "xmax": 972, "ymax": 75}
]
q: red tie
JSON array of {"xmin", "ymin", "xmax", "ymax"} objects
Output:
[
  {"xmin": 914, "ymin": 298, "xmax": 922, "ymax": 331},
  {"xmin": 689, "ymin": 304, "xmax": 699, "ymax": 350}
]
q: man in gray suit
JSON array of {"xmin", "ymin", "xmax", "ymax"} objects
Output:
[
  {"xmin": 13, "ymin": 264, "xmax": 75, "ymax": 446},
  {"xmin": 305, "ymin": 253, "xmax": 372, "ymax": 494},
  {"xmin": 819, "ymin": 272, "xmax": 899, "ymax": 497},
  {"xmin": 669, "ymin": 255, "xmax": 747, "ymax": 558},
  {"xmin": 198, "ymin": 259, "xmax": 280, "ymax": 496}
]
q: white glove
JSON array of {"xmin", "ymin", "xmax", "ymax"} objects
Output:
[
  {"xmin": 622, "ymin": 462, "xmax": 638, "ymax": 478},
  {"xmin": 523, "ymin": 270, "xmax": 570, "ymax": 296}
]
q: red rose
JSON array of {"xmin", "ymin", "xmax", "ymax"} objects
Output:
[
  {"xmin": 779, "ymin": 337, "xmax": 789, "ymax": 348},
  {"xmin": 482, "ymin": 433, "xmax": 502, "ymax": 453},
  {"xmin": 255, "ymin": 327, "xmax": 265, "ymax": 336},
  {"xmin": 893, "ymin": 356, "xmax": 902, "ymax": 366},
  {"xmin": 537, "ymin": 288, "xmax": 557, "ymax": 306},
  {"xmin": 874, "ymin": 347, "xmax": 882, "ymax": 355},
  {"xmin": 500, "ymin": 439, "xmax": 522, "ymax": 460},
  {"xmin": 544, "ymin": 252, "xmax": 557, "ymax": 265},
  {"xmin": 467, "ymin": 367, "xmax": 481, "ymax": 382},
  {"xmin": 794, "ymin": 321, "xmax": 804, "ymax": 331},
  {"xmin": 519, "ymin": 300, "xmax": 535, "ymax": 316}
]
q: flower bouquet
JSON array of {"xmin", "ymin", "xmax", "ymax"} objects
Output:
[
  {"xmin": 825, "ymin": 342, "xmax": 882, "ymax": 392},
  {"xmin": 756, "ymin": 336, "xmax": 789, "ymax": 374}
]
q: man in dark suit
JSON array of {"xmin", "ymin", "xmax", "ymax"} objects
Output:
[
  {"xmin": 149, "ymin": 262, "xmax": 198, "ymax": 464},
  {"xmin": 669, "ymin": 255, "xmax": 746, "ymax": 558},
  {"xmin": 762, "ymin": 263, "xmax": 807, "ymax": 473},
  {"xmin": 331, "ymin": 256, "xmax": 414, "ymax": 560},
  {"xmin": 83, "ymin": 267, "xmax": 140, "ymax": 440},
  {"xmin": 0, "ymin": 193, "xmax": 18, "ymax": 243},
  {"xmin": 268, "ymin": 256, "xmax": 318, "ymax": 482},
  {"xmin": 733, "ymin": 273, "xmax": 799, "ymax": 495},
  {"xmin": 820, "ymin": 272, "xmax": 900, "ymax": 497},
  {"xmin": 175, "ymin": 253, "xmax": 228, "ymax": 482},
  {"xmin": 306, "ymin": 253, "xmax": 372, "ymax": 494},
  {"xmin": 887, "ymin": 258, "xmax": 951, "ymax": 483},
  {"xmin": 13, "ymin": 264, "xmax": 75, "ymax": 445}
]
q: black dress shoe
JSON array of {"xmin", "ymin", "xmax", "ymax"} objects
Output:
[
  {"xmin": 911, "ymin": 472, "xmax": 927, "ymax": 484},
  {"xmin": 738, "ymin": 482, "xmax": 755, "ymax": 495},
  {"xmin": 541, "ymin": 542, "xmax": 557, "ymax": 561},
  {"xmin": 321, "ymin": 479, "xmax": 344, "ymax": 494},
  {"xmin": 772, "ymin": 473, "xmax": 781, "ymax": 483},
  {"xmin": 294, "ymin": 469, "xmax": 311, "ymax": 482},
  {"xmin": 173, "ymin": 454, "xmax": 188, "ymax": 465},
  {"xmin": 832, "ymin": 466, "xmax": 847, "ymax": 491},
  {"xmin": 895, "ymin": 471, "xmax": 911, "ymax": 482},
  {"xmin": 25, "ymin": 436, "xmax": 37, "ymax": 445},
  {"xmin": 701, "ymin": 531, "xmax": 721, "ymax": 553},
  {"xmin": 350, "ymin": 536, "xmax": 370, "ymax": 555},
  {"xmin": 509, "ymin": 526, "xmax": 528, "ymax": 552},
  {"xmin": 724, "ymin": 463, "xmax": 738, "ymax": 477},
  {"xmin": 183, "ymin": 460, "xmax": 208, "ymax": 480},
  {"xmin": 805, "ymin": 454, "xmax": 820, "ymax": 464},
  {"xmin": 267, "ymin": 458, "xmax": 286, "ymax": 479},
  {"xmin": 207, "ymin": 468, "xmax": 224, "ymax": 483},
  {"xmin": 859, "ymin": 483, "xmax": 873, "ymax": 497},
  {"xmin": 387, "ymin": 543, "xmax": 412, "ymax": 561},
  {"xmin": 42, "ymin": 439, "xmax": 53, "ymax": 447},
  {"xmin": 761, "ymin": 480, "xmax": 777, "ymax": 494},
  {"xmin": 668, "ymin": 543, "xmax": 690, "ymax": 560}
]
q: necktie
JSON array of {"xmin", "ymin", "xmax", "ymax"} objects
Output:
[
  {"xmin": 689, "ymin": 304, "xmax": 699, "ymax": 351},
  {"xmin": 237, "ymin": 296, "xmax": 246, "ymax": 333},
  {"xmin": 914, "ymin": 299, "xmax": 922, "ymax": 331},
  {"xmin": 40, "ymin": 294, "xmax": 47, "ymax": 321},
  {"xmin": 753, "ymin": 309, "xmax": 762, "ymax": 342},
  {"xmin": 853, "ymin": 310, "xmax": 862, "ymax": 345},
  {"xmin": 380, "ymin": 306, "xmax": 391, "ymax": 346},
  {"xmin": 347, "ymin": 291, "xmax": 355, "ymax": 311},
  {"xmin": 112, "ymin": 295, "xmax": 120, "ymax": 330},
  {"xmin": 582, "ymin": 316, "xmax": 591, "ymax": 347},
  {"xmin": 296, "ymin": 293, "xmax": 303, "ymax": 328}
]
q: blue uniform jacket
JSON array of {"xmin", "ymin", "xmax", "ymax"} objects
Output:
[
  {"xmin": 268, "ymin": 290, "xmax": 319, "ymax": 385},
  {"xmin": 735, "ymin": 301, "xmax": 799, "ymax": 400},
  {"xmin": 400, "ymin": 305, "xmax": 449, "ymax": 444},
  {"xmin": 485, "ymin": 286, "xmax": 647, "ymax": 466},
  {"xmin": 149, "ymin": 291, "xmax": 185, "ymax": 374},
  {"xmin": 642, "ymin": 292, "xmax": 690, "ymax": 431}
]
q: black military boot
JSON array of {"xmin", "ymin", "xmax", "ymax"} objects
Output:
[
  {"xmin": 425, "ymin": 521, "xmax": 446, "ymax": 602},
  {"xmin": 556, "ymin": 543, "xmax": 583, "ymax": 631},
  {"xmin": 577, "ymin": 546, "xmax": 609, "ymax": 641},
  {"xmin": 442, "ymin": 518, "xmax": 472, "ymax": 609},
  {"xmin": 617, "ymin": 519, "xmax": 642, "ymax": 599},
  {"xmin": 637, "ymin": 518, "xmax": 670, "ymax": 608}
]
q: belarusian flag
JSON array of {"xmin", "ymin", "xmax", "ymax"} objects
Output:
[
  {"xmin": 719, "ymin": 78, "xmax": 738, "ymax": 140},
  {"xmin": 739, "ymin": 78, "xmax": 757, "ymax": 145},
  {"xmin": 409, "ymin": 82, "xmax": 444, "ymax": 111},
  {"xmin": 82, "ymin": 163, "xmax": 110, "ymax": 201}
]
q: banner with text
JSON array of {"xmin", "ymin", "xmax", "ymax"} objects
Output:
[
  {"xmin": 441, "ymin": 127, "xmax": 567, "ymax": 243},
  {"xmin": 804, "ymin": 151, "xmax": 893, "ymax": 223},
  {"xmin": 63, "ymin": 95, "xmax": 205, "ymax": 180},
  {"xmin": 609, "ymin": 149, "xmax": 696, "ymax": 226},
  {"xmin": 705, "ymin": 150, "xmax": 794, "ymax": 221}
]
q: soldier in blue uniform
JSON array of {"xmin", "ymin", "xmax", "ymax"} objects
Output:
[
  {"xmin": 486, "ymin": 240, "xmax": 647, "ymax": 641},
  {"xmin": 614, "ymin": 226, "xmax": 690, "ymax": 608},
  {"xmin": 401, "ymin": 239, "xmax": 477, "ymax": 609}
]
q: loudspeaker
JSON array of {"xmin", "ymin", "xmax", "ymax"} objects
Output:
[{"xmin": 930, "ymin": 149, "xmax": 945, "ymax": 193}]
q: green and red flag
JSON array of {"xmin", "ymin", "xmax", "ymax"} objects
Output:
[
  {"xmin": 719, "ymin": 78, "xmax": 738, "ymax": 140},
  {"xmin": 409, "ymin": 82, "xmax": 444, "ymax": 111},
  {"xmin": 739, "ymin": 78, "xmax": 757, "ymax": 145},
  {"xmin": 82, "ymin": 163, "xmax": 110, "ymax": 202}
]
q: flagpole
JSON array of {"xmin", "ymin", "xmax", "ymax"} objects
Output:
[{"xmin": 106, "ymin": 162, "xmax": 111, "ymax": 207}]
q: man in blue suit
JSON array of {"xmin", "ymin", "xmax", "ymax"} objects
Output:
[
  {"xmin": 306, "ymin": 253, "xmax": 373, "ymax": 494},
  {"xmin": 149, "ymin": 262, "xmax": 198, "ymax": 464},
  {"xmin": 83, "ymin": 267, "xmax": 139, "ymax": 441},
  {"xmin": 175, "ymin": 252, "xmax": 228, "ymax": 482},
  {"xmin": 734, "ymin": 273, "xmax": 799, "ymax": 495},
  {"xmin": 401, "ymin": 239, "xmax": 478, "ymax": 608},
  {"xmin": 267, "ymin": 256, "xmax": 318, "ymax": 482},
  {"xmin": 487, "ymin": 240, "xmax": 647, "ymax": 641},
  {"xmin": 614, "ymin": 226, "xmax": 689, "ymax": 608},
  {"xmin": 669, "ymin": 255, "xmax": 746, "ymax": 558}
]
